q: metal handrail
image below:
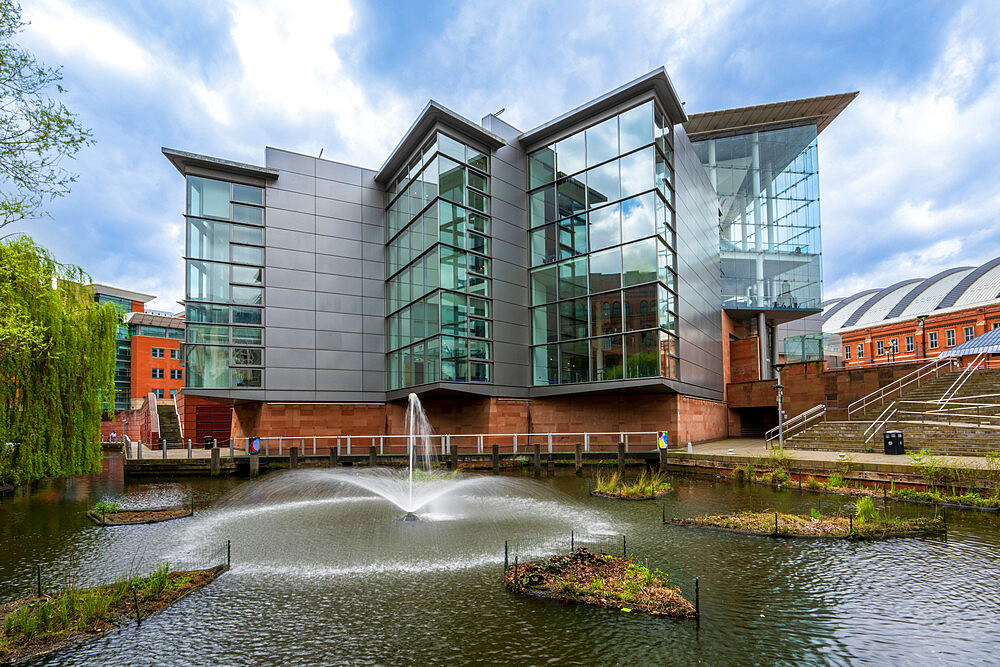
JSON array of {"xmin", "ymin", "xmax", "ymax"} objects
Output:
[
  {"xmin": 863, "ymin": 404, "xmax": 896, "ymax": 442},
  {"xmin": 936, "ymin": 353, "xmax": 985, "ymax": 408},
  {"xmin": 764, "ymin": 404, "xmax": 825, "ymax": 446},
  {"xmin": 847, "ymin": 357, "xmax": 955, "ymax": 419}
]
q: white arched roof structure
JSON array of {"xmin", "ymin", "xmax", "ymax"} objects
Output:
[{"xmin": 823, "ymin": 257, "xmax": 1000, "ymax": 334}]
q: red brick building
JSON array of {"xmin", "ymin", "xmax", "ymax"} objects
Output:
[{"xmin": 823, "ymin": 258, "xmax": 1000, "ymax": 368}]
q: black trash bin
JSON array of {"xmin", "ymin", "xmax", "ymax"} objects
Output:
[
  {"xmin": 883, "ymin": 430, "xmax": 904, "ymax": 455},
  {"xmin": 204, "ymin": 435, "xmax": 214, "ymax": 450}
]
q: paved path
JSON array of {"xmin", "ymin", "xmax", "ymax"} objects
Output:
[{"xmin": 689, "ymin": 437, "xmax": 992, "ymax": 469}]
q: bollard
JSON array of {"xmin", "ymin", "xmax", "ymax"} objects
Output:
[
  {"xmin": 211, "ymin": 447, "xmax": 220, "ymax": 476},
  {"xmin": 617, "ymin": 441, "xmax": 625, "ymax": 471},
  {"xmin": 289, "ymin": 446, "xmax": 298, "ymax": 469},
  {"xmin": 574, "ymin": 442, "xmax": 582, "ymax": 476},
  {"xmin": 137, "ymin": 440, "xmax": 142, "ymax": 459},
  {"xmin": 658, "ymin": 446, "xmax": 667, "ymax": 472},
  {"xmin": 622, "ymin": 534, "xmax": 627, "ymax": 559},
  {"xmin": 329, "ymin": 448, "xmax": 338, "ymax": 468},
  {"xmin": 450, "ymin": 444, "xmax": 458, "ymax": 471},
  {"xmin": 492, "ymin": 444, "xmax": 499, "ymax": 475},
  {"xmin": 188, "ymin": 438, "xmax": 192, "ymax": 459},
  {"xmin": 547, "ymin": 453, "xmax": 554, "ymax": 476},
  {"xmin": 571, "ymin": 529, "xmax": 574, "ymax": 551},
  {"xmin": 162, "ymin": 438, "xmax": 167, "ymax": 459},
  {"xmin": 695, "ymin": 577, "xmax": 700, "ymax": 617},
  {"xmin": 369, "ymin": 445, "xmax": 377, "ymax": 468},
  {"xmin": 213, "ymin": 438, "xmax": 218, "ymax": 452},
  {"xmin": 250, "ymin": 454, "xmax": 259, "ymax": 478},
  {"xmin": 533, "ymin": 443, "xmax": 541, "ymax": 477},
  {"xmin": 504, "ymin": 540, "xmax": 508, "ymax": 571},
  {"xmin": 227, "ymin": 540, "xmax": 231, "ymax": 569}
]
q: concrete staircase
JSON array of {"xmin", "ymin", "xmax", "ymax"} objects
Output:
[
  {"xmin": 156, "ymin": 403, "xmax": 183, "ymax": 449},
  {"xmin": 787, "ymin": 368, "xmax": 1000, "ymax": 456}
]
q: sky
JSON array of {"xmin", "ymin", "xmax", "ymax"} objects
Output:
[{"xmin": 10, "ymin": 0, "xmax": 1000, "ymax": 310}]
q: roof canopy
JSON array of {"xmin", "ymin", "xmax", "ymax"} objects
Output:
[
  {"xmin": 685, "ymin": 92, "xmax": 858, "ymax": 141},
  {"xmin": 938, "ymin": 327, "xmax": 1000, "ymax": 358}
]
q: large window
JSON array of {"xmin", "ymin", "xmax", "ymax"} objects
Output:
[
  {"xmin": 527, "ymin": 100, "xmax": 679, "ymax": 385},
  {"xmin": 184, "ymin": 176, "xmax": 265, "ymax": 389},
  {"xmin": 386, "ymin": 131, "xmax": 494, "ymax": 390}
]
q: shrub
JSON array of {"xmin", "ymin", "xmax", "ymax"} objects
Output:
[
  {"xmin": 772, "ymin": 467, "xmax": 791, "ymax": 485},
  {"xmin": 909, "ymin": 449, "xmax": 945, "ymax": 489},
  {"xmin": 805, "ymin": 476, "xmax": 823, "ymax": 490},
  {"xmin": 92, "ymin": 501, "xmax": 121, "ymax": 515},
  {"xmin": 810, "ymin": 507, "xmax": 822, "ymax": 519},
  {"xmin": 828, "ymin": 473, "xmax": 844, "ymax": 488}
]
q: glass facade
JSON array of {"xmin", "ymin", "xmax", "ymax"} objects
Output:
[
  {"xmin": 527, "ymin": 100, "xmax": 680, "ymax": 385},
  {"xmin": 692, "ymin": 125, "xmax": 822, "ymax": 312},
  {"xmin": 386, "ymin": 132, "xmax": 492, "ymax": 390},
  {"xmin": 96, "ymin": 294, "xmax": 133, "ymax": 410},
  {"xmin": 184, "ymin": 176, "xmax": 265, "ymax": 389}
]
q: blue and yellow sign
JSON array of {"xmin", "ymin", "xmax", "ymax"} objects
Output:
[{"xmin": 657, "ymin": 431, "xmax": 669, "ymax": 450}]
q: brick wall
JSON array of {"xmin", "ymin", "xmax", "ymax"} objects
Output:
[
  {"xmin": 730, "ymin": 337, "xmax": 760, "ymax": 383},
  {"xmin": 131, "ymin": 335, "xmax": 184, "ymax": 400}
]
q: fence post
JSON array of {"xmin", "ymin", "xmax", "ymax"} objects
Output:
[
  {"xmin": 492, "ymin": 444, "xmax": 499, "ymax": 475},
  {"xmin": 575, "ymin": 442, "xmax": 583, "ymax": 476},
  {"xmin": 512, "ymin": 434, "xmax": 517, "ymax": 454},
  {"xmin": 622, "ymin": 535, "xmax": 626, "ymax": 558},
  {"xmin": 478, "ymin": 434, "xmax": 484, "ymax": 454},
  {"xmin": 188, "ymin": 438, "xmax": 192, "ymax": 459},
  {"xmin": 547, "ymin": 433, "xmax": 553, "ymax": 454},
  {"xmin": 584, "ymin": 433, "xmax": 590, "ymax": 452},
  {"xmin": 617, "ymin": 441, "xmax": 625, "ymax": 471},
  {"xmin": 571, "ymin": 529, "xmax": 574, "ymax": 551},
  {"xmin": 380, "ymin": 436, "xmax": 384, "ymax": 455},
  {"xmin": 229, "ymin": 438, "xmax": 234, "ymax": 458},
  {"xmin": 227, "ymin": 540, "xmax": 231, "ymax": 569},
  {"xmin": 162, "ymin": 438, "xmax": 167, "ymax": 459},
  {"xmin": 624, "ymin": 433, "xmax": 629, "ymax": 452},
  {"xmin": 329, "ymin": 446, "xmax": 338, "ymax": 468},
  {"xmin": 250, "ymin": 454, "xmax": 259, "ymax": 478},
  {"xmin": 695, "ymin": 577, "xmax": 700, "ymax": 617},
  {"xmin": 265, "ymin": 438, "xmax": 270, "ymax": 456},
  {"xmin": 346, "ymin": 436, "xmax": 351, "ymax": 455},
  {"xmin": 504, "ymin": 540, "xmax": 508, "ymax": 571},
  {"xmin": 211, "ymin": 447, "xmax": 220, "ymax": 476},
  {"xmin": 533, "ymin": 443, "xmax": 541, "ymax": 477},
  {"xmin": 289, "ymin": 446, "xmax": 298, "ymax": 469},
  {"xmin": 213, "ymin": 438, "xmax": 217, "ymax": 451},
  {"xmin": 369, "ymin": 445, "xmax": 377, "ymax": 468},
  {"xmin": 278, "ymin": 438, "xmax": 282, "ymax": 456},
  {"xmin": 450, "ymin": 443, "xmax": 458, "ymax": 470},
  {"xmin": 313, "ymin": 437, "xmax": 317, "ymax": 455}
]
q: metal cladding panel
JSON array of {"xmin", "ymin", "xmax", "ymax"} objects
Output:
[
  {"xmin": 673, "ymin": 126, "xmax": 724, "ymax": 399},
  {"xmin": 263, "ymin": 147, "xmax": 386, "ymax": 401}
]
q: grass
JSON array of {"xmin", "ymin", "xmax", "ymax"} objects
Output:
[
  {"xmin": 592, "ymin": 470, "xmax": 671, "ymax": 499},
  {"xmin": 889, "ymin": 488, "xmax": 1000, "ymax": 509},
  {"xmin": 670, "ymin": 510, "xmax": 944, "ymax": 539},
  {"xmin": 0, "ymin": 565, "xmax": 217, "ymax": 663},
  {"xmin": 504, "ymin": 549, "xmax": 695, "ymax": 618},
  {"xmin": 855, "ymin": 496, "xmax": 878, "ymax": 523}
]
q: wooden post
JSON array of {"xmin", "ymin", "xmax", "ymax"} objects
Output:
[
  {"xmin": 574, "ymin": 442, "xmax": 583, "ymax": 476},
  {"xmin": 250, "ymin": 454, "xmax": 259, "ymax": 478},
  {"xmin": 329, "ymin": 448, "xmax": 338, "ymax": 468},
  {"xmin": 546, "ymin": 453, "xmax": 554, "ymax": 476},
  {"xmin": 289, "ymin": 446, "xmax": 299, "ymax": 469},
  {"xmin": 571, "ymin": 529, "xmax": 574, "ymax": 551},
  {"xmin": 658, "ymin": 446, "xmax": 667, "ymax": 472},
  {"xmin": 450, "ymin": 444, "xmax": 458, "ymax": 470},
  {"xmin": 227, "ymin": 540, "xmax": 231, "ymax": 569},
  {"xmin": 492, "ymin": 444, "xmax": 499, "ymax": 475},
  {"xmin": 211, "ymin": 447, "xmax": 220, "ymax": 476},
  {"xmin": 622, "ymin": 534, "xmax": 627, "ymax": 558},
  {"xmin": 369, "ymin": 445, "xmax": 377, "ymax": 468},
  {"xmin": 617, "ymin": 441, "xmax": 625, "ymax": 471},
  {"xmin": 533, "ymin": 443, "xmax": 541, "ymax": 477},
  {"xmin": 695, "ymin": 577, "xmax": 700, "ymax": 617},
  {"xmin": 504, "ymin": 540, "xmax": 508, "ymax": 571}
]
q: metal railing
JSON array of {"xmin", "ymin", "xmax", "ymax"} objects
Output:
[
  {"xmin": 847, "ymin": 357, "xmax": 955, "ymax": 419},
  {"xmin": 936, "ymin": 353, "xmax": 985, "ymax": 408},
  {"xmin": 233, "ymin": 431, "xmax": 666, "ymax": 457},
  {"xmin": 764, "ymin": 404, "xmax": 825, "ymax": 448},
  {"xmin": 863, "ymin": 404, "xmax": 897, "ymax": 443}
]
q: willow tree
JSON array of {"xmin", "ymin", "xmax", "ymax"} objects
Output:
[{"xmin": 0, "ymin": 236, "xmax": 119, "ymax": 485}]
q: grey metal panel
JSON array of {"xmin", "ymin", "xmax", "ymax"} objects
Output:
[
  {"xmin": 268, "ymin": 248, "xmax": 316, "ymax": 271},
  {"xmin": 362, "ymin": 262, "xmax": 382, "ymax": 280},
  {"xmin": 267, "ymin": 228, "xmax": 316, "ymax": 253},
  {"xmin": 361, "ymin": 316, "xmax": 383, "ymax": 335},
  {"xmin": 267, "ymin": 327, "xmax": 317, "ymax": 348},
  {"xmin": 316, "ymin": 369, "xmax": 363, "ymax": 391},
  {"xmin": 316, "ymin": 197, "xmax": 362, "ymax": 221},
  {"xmin": 265, "ymin": 147, "xmax": 316, "ymax": 176},
  {"xmin": 361, "ymin": 278, "xmax": 385, "ymax": 298},
  {"xmin": 317, "ymin": 350, "xmax": 364, "ymax": 371},
  {"xmin": 317, "ymin": 331, "xmax": 363, "ymax": 350},
  {"xmin": 315, "ymin": 236, "xmax": 363, "ymax": 259},
  {"xmin": 361, "ymin": 223, "xmax": 383, "ymax": 244},
  {"xmin": 316, "ymin": 178, "xmax": 363, "ymax": 204},
  {"xmin": 267, "ymin": 207, "xmax": 316, "ymax": 234},
  {"xmin": 265, "ymin": 267, "xmax": 316, "ymax": 289},
  {"xmin": 315, "ymin": 272, "xmax": 364, "ymax": 295},
  {"xmin": 273, "ymin": 170, "xmax": 316, "ymax": 196},
  {"xmin": 315, "ymin": 159, "xmax": 364, "ymax": 185},
  {"xmin": 267, "ymin": 287, "xmax": 315, "ymax": 311},
  {"xmin": 268, "ymin": 367, "xmax": 317, "ymax": 390},
  {"xmin": 267, "ymin": 347, "xmax": 316, "ymax": 369},
  {"xmin": 362, "ymin": 205, "xmax": 384, "ymax": 226},
  {"xmin": 316, "ymin": 216, "xmax": 364, "ymax": 241},
  {"xmin": 268, "ymin": 188, "xmax": 317, "ymax": 215},
  {"xmin": 316, "ymin": 311, "xmax": 364, "ymax": 334},
  {"xmin": 362, "ymin": 242, "xmax": 383, "ymax": 262}
]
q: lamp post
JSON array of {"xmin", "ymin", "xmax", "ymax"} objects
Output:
[
  {"xmin": 918, "ymin": 315, "xmax": 929, "ymax": 361},
  {"xmin": 773, "ymin": 363, "xmax": 786, "ymax": 450}
]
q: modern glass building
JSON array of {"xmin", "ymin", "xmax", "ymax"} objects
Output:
[{"xmin": 164, "ymin": 69, "xmax": 854, "ymax": 442}]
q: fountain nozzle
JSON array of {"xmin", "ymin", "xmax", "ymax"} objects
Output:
[{"xmin": 399, "ymin": 512, "xmax": 420, "ymax": 522}]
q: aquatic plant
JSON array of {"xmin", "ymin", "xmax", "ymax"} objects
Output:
[
  {"xmin": 855, "ymin": 496, "xmax": 878, "ymax": 524},
  {"xmin": 810, "ymin": 508, "xmax": 822, "ymax": 520},
  {"xmin": 91, "ymin": 501, "xmax": 121, "ymax": 515}
]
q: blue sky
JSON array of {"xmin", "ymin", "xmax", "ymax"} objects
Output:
[{"xmin": 13, "ymin": 0, "xmax": 1000, "ymax": 309}]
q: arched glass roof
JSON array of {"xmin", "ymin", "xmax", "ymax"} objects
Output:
[
  {"xmin": 848, "ymin": 279, "xmax": 924, "ymax": 327},
  {"xmin": 899, "ymin": 268, "xmax": 972, "ymax": 318}
]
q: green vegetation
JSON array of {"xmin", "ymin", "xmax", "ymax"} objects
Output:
[
  {"xmin": 855, "ymin": 496, "xmax": 878, "ymax": 523},
  {"xmin": 809, "ymin": 507, "xmax": 822, "ymax": 520},
  {"xmin": 592, "ymin": 470, "xmax": 671, "ymax": 499},
  {"xmin": 889, "ymin": 488, "xmax": 1000, "ymax": 509},
  {"xmin": 0, "ymin": 1, "xmax": 93, "ymax": 231},
  {"xmin": 0, "ymin": 237, "xmax": 120, "ymax": 487},
  {"xmin": 909, "ymin": 450, "xmax": 945, "ymax": 490},
  {"xmin": 670, "ymin": 510, "xmax": 944, "ymax": 539},
  {"xmin": 734, "ymin": 449, "xmax": 794, "ymax": 486},
  {"xmin": 0, "ymin": 564, "xmax": 217, "ymax": 663},
  {"xmin": 505, "ymin": 548, "xmax": 695, "ymax": 618},
  {"xmin": 91, "ymin": 501, "xmax": 121, "ymax": 515}
]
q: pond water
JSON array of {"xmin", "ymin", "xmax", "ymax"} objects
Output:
[{"xmin": 2, "ymin": 455, "xmax": 999, "ymax": 665}]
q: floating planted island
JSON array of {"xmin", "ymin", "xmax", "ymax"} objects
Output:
[
  {"xmin": 667, "ymin": 503, "xmax": 945, "ymax": 540},
  {"xmin": 503, "ymin": 548, "xmax": 696, "ymax": 618},
  {"xmin": 87, "ymin": 501, "xmax": 193, "ymax": 526},
  {"xmin": 591, "ymin": 470, "xmax": 672, "ymax": 500},
  {"xmin": 0, "ymin": 564, "xmax": 222, "ymax": 664}
]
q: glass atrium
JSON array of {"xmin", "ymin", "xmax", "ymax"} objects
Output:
[
  {"xmin": 386, "ymin": 132, "xmax": 492, "ymax": 390},
  {"xmin": 527, "ymin": 100, "xmax": 680, "ymax": 386},
  {"xmin": 692, "ymin": 124, "xmax": 822, "ymax": 315}
]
